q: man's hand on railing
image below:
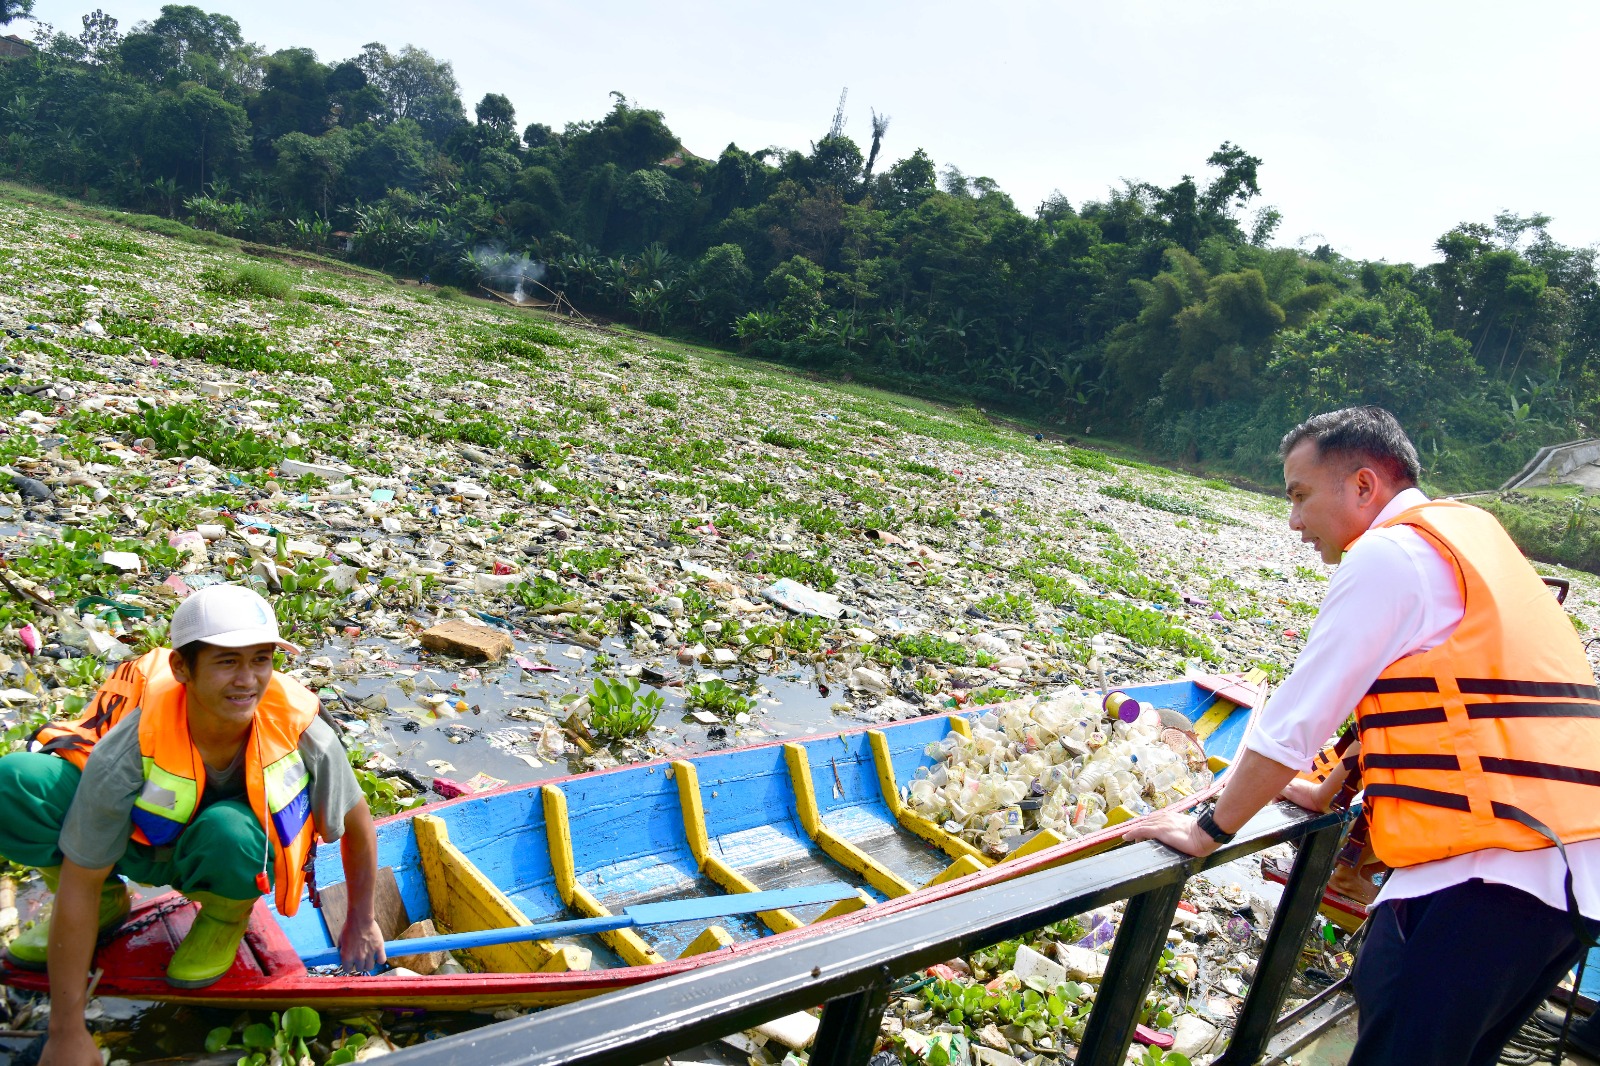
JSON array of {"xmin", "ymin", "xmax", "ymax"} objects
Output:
[
  {"xmin": 1121, "ymin": 808, "xmax": 1220, "ymax": 858},
  {"xmin": 1278, "ymin": 776, "xmax": 1330, "ymax": 811}
]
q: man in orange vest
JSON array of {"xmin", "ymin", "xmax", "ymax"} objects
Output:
[
  {"xmin": 1128, "ymin": 406, "xmax": 1600, "ymax": 1065},
  {"xmin": 0, "ymin": 584, "xmax": 384, "ymax": 1066}
]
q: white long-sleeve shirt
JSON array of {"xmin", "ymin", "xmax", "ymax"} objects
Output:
[{"xmin": 1245, "ymin": 487, "xmax": 1600, "ymax": 917}]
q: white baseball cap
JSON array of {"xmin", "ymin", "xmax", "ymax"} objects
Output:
[{"xmin": 169, "ymin": 584, "xmax": 300, "ymax": 654}]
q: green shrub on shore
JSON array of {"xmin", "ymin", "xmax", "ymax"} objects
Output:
[
  {"xmin": 200, "ymin": 263, "xmax": 293, "ymax": 300},
  {"xmin": 1477, "ymin": 491, "xmax": 1600, "ymax": 575}
]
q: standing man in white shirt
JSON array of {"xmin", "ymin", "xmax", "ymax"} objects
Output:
[{"xmin": 1126, "ymin": 406, "xmax": 1600, "ymax": 1066}]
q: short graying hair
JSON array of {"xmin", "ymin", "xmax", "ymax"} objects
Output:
[{"xmin": 1279, "ymin": 406, "xmax": 1421, "ymax": 486}]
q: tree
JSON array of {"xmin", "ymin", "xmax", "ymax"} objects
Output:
[
  {"xmin": 252, "ymin": 48, "xmax": 331, "ymax": 145},
  {"xmin": 617, "ymin": 167, "xmax": 687, "ymax": 246},
  {"xmin": 1, "ymin": 0, "xmax": 32, "ymax": 25},
  {"xmin": 522, "ymin": 122, "xmax": 555, "ymax": 150},
  {"xmin": 142, "ymin": 83, "xmax": 249, "ymax": 190},
  {"xmin": 325, "ymin": 60, "xmax": 382, "ymax": 126},
  {"xmin": 119, "ymin": 5, "xmax": 247, "ymax": 89},
  {"xmin": 273, "ymin": 127, "xmax": 353, "ymax": 217},
  {"xmin": 689, "ymin": 243, "xmax": 753, "ymax": 335},
  {"xmin": 1266, "ymin": 291, "xmax": 1482, "ymax": 433},
  {"xmin": 805, "ymin": 133, "xmax": 863, "ymax": 197},
  {"xmin": 355, "ymin": 42, "xmax": 465, "ymax": 143},
  {"xmin": 77, "ymin": 9, "xmax": 120, "ymax": 63},
  {"xmin": 342, "ymin": 117, "xmax": 429, "ymax": 200},
  {"xmin": 475, "ymin": 92, "xmax": 515, "ymax": 134},
  {"xmin": 765, "ymin": 254, "xmax": 825, "ymax": 332},
  {"xmin": 1200, "ymin": 141, "xmax": 1263, "ymax": 215},
  {"xmin": 874, "ymin": 148, "xmax": 936, "ymax": 212},
  {"xmin": 562, "ymin": 98, "xmax": 678, "ymax": 175}
]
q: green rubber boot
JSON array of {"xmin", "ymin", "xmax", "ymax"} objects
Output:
[
  {"xmin": 165, "ymin": 891, "xmax": 256, "ymax": 989},
  {"xmin": 5, "ymin": 867, "xmax": 131, "ymax": 970}
]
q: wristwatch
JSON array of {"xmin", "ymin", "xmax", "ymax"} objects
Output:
[{"xmin": 1194, "ymin": 805, "xmax": 1236, "ymax": 845}]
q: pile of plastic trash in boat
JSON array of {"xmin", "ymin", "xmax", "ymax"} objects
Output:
[{"xmin": 907, "ymin": 689, "xmax": 1212, "ymax": 856}]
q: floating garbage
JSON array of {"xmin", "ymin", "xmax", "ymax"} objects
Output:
[{"xmin": 762, "ymin": 578, "xmax": 845, "ymax": 619}]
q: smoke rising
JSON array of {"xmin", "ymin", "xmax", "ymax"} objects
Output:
[{"xmin": 469, "ymin": 244, "xmax": 547, "ymax": 302}]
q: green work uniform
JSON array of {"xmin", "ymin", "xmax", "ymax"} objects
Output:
[{"xmin": 0, "ymin": 709, "xmax": 361, "ymax": 901}]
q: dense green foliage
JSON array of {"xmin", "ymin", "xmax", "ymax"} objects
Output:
[
  {"xmin": 6, "ymin": 6, "xmax": 1600, "ymax": 486},
  {"xmin": 1476, "ymin": 490, "xmax": 1600, "ymax": 577}
]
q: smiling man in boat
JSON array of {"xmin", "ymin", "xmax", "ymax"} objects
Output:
[
  {"xmin": 1126, "ymin": 405, "xmax": 1600, "ymax": 1066},
  {"xmin": 0, "ymin": 584, "xmax": 384, "ymax": 1066}
]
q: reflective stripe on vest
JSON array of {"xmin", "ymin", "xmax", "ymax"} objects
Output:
[
  {"xmin": 1353, "ymin": 500, "xmax": 1600, "ymax": 869},
  {"xmin": 130, "ymin": 755, "xmax": 200, "ymax": 847},
  {"xmin": 262, "ymin": 750, "xmax": 311, "ymax": 848}
]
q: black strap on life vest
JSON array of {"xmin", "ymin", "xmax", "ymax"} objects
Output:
[
  {"xmin": 1491, "ymin": 801, "xmax": 1599, "ymax": 950},
  {"xmin": 1366, "ymin": 678, "xmax": 1439, "ymax": 695},
  {"xmin": 1360, "ymin": 701, "xmax": 1600, "ymax": 735},
  {"xmin": 1362, "ymin": 783, "xmax": 1472, "ymax": 811},
  {"xmin": 32, "ymin": 732, "xmax": 91, "ymax": 755},
  {"xmin": 1458, "ymin": 679, "xmax": 1600, "ymax": 700},
  {"xmin": 1467, "ymin": 702, "xmax": 1600, "ymax": 721},
  {"xmin": 1480, "ymin": 757, "xmax": 1600, "ymax": 788},
  {"xmin": 1364, "ymin": 754, "xmax": 1600, "ymax": 787},
  {"xmin": 1358, "ymin": 707, "xmax": 1448, "ymax": 734},
  {"xmin": 1364, "ymin": 677, "xmax": 1600, "ymax": 702},
  {"xmin": 1363, "ymin": 753, "xmax": 1460, "ymax": 771}
]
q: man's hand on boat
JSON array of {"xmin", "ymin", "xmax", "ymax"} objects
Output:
[
  {"xmin": 332, "ymin": 801, "xmax": 387, "ymax": 973},
  {"xmin": 1123, "ymin": 749, "xmax": 1307, "ymax": 857},
  {"xmin": 339, "ymin": 911, "xmax": 386, "ymax": 973}
]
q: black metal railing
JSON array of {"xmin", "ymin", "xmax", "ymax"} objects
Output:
[{"xmin": 387, "ymin": 801, "xmax": 1352, "ymax": 1066}]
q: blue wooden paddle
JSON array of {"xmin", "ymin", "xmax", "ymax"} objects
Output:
[{"xmin": 300, "ymin": 882, "xmax": 860, "ymax": 968}]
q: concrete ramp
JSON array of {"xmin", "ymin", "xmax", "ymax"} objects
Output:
[{"xmin": 1501, "ymin": 439, "xmax": 1600, "ymax": 491}]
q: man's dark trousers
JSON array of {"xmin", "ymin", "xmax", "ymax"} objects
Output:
[{"xmin": 1350, "ymin": 878, "xmax": 1598, "ymax": 1066}]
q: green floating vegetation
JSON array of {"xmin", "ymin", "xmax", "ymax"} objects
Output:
[
  {"xmin": 1067, "ymin": 448, "xmax": 1116, "ymax": 473},
  {"xmin": 974, "ymin": 591, "xmax": 1037, "ymax": 624},
  {"xmin": 1099, "ymin": 482, "xmax": 1239, "ymax": 526},
  {"xmin": 759, "ymin": 427, "xmax": 806, "ymax": 449},
  {"xmin": 109, "ymin": 399, "xmax": 284, "ymax": 470},
  {"xmin": 560, "ymin": 546, "xmax": 621, "ymax": 576},
  {"xmin": 744, "ymin": 615, "xmax": 831, "ymax": 655},
  {"xmin": 1061, "ymin": 594, "xmax": 1218, "ymax": 662},
  {"xmin": 747, "ymin": 549, "xmax": 838, "ymax": 590},
  {"xmin": 507, "ymin": 576, "xmax": 577, "ymax": 611},
  {"xmin": 685, "ymin": 679, "xmax": 755, "ymax": 717},
  {"xmin": 899, "ymin": 460, "xmax": 946, "ymax": 480},
  {"xmin": 1023, "ymin": 544, "xmax": 1179, "ymax": 607},
  {"xmin": 893, "ymin": 632, "xmax": 971, "ymax": 665},
  {"xmin": 587, "ymin": 677, "xmax": 664, "ymax": 739}
]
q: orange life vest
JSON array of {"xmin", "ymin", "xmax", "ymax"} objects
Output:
[
  {"xmin": 1354, "ymin": 500, "xmax": 1600, "ymax": 869},
  {"xmin": 32, "ymin": 649, "xmax": 322, "ymax": 916}
]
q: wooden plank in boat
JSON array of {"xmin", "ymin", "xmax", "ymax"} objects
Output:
[{"xmin": 315, "ymin": 866, "xmax": 408, "ymax": 944}]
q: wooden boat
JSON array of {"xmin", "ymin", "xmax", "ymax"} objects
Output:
[
  {"xmin": 1259, "ymin": 852, "xmax": 1369, "ymax": 934},
  {"xmin": 2, "ymin": 674, "xmax": 1261, "ymax": 1010}
]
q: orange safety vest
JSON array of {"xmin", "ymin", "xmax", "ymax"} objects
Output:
[
  {"xmin": 1354, "ymin": 500, "xmax": 1600, "ymax": 869},
  {"xmin": 32, "ymin": 649, "xmax": 322, "ymax": 916}
]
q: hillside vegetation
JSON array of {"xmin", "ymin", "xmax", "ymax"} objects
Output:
[{"xmin": 2, "ymin": 5, "xmax": 1598, "ymax": 491}]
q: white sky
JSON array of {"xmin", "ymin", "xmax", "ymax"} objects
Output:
[{"xmin": 21, "ymin": 0, "xmax": 1600, "ymax": 266}]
